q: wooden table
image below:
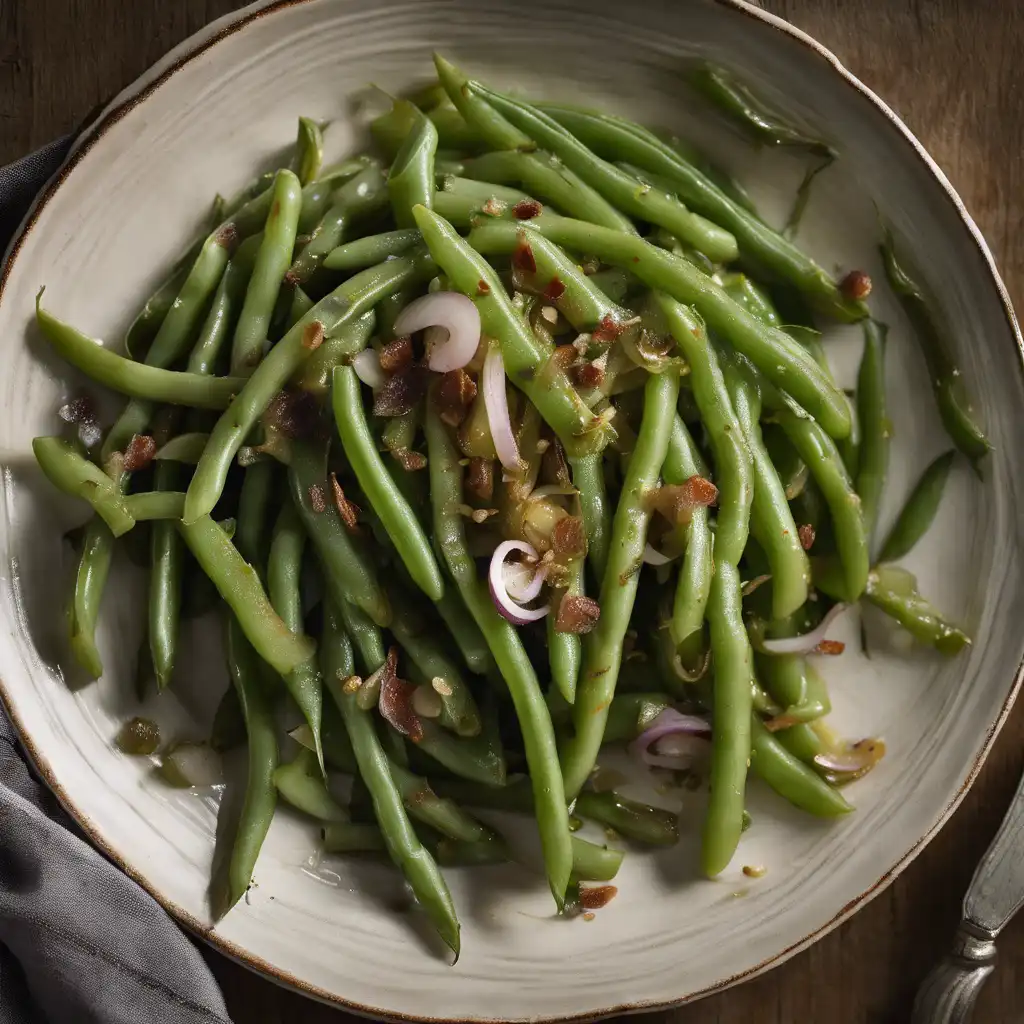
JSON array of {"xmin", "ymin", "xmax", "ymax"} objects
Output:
[{"xmin": 3, "ymin": 1, "xmax": 1022, "ymax": 1021}]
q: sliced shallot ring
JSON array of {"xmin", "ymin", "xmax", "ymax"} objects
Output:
[
  {"xmin": 761, "ymin": 602, "xmax": 848, "ymax": 655},
  {"xmin": 394, "ymin": 291, "xmax": 481, "ymax": 372},
  {"xmin": 352, "ymin": 348, "xmax": 385, "ymax": 389},
  {"xmin": 488, "ymin": 539, "xmax": 549, "ymax": 625},
  {"xmin": 482, "ymin": 343, "xmax": 521, "ymax": 473}
]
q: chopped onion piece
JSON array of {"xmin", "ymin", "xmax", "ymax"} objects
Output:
[
  {"xmin": 628, "ymin": 708, "xmax": 711, "ymax": 771},
  {"xmin": 488, "ymin": 539, "xmax": 549, "ymax": 625},
  {"xmin": 481, "ymin": 344, "xmax": 520, "ymax": 472},
  {"xmin": 643, "ymin": 543, "xmax": 677, "ymax": 566},
  {"xmin": 394, "ymin": 291, "xmax": 481, "ymax": 372},
  {"xmin": 352, "ymin": 349, "xmax": 385, "ymax": 389},
  {"xmin": 815, "ymin": 738, "xmax": 886, "ymax": 784},
  {"xmin": 761, "ymin": 602, "xmax": 848, "ymax": 655}
]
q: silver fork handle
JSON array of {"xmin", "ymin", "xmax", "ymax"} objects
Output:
[{"xmin": 910, "ymin": 923, "xmax": 997, "ymax": 1024}]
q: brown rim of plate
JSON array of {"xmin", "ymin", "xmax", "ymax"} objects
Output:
[{"xmin": 0, "ymin": 0, "xmax": 1021, "ymax": 1021}]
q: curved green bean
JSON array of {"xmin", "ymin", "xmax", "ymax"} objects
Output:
[
  {"xmin": 574, "ymin": 791, "xmax": 678, "ymax": 847},
  {"xmin": 755, "ymin": 652, "xmax": 830, "ymax": 725},
  {"xmin": 154, "ymin": 433, "xmax": 210, "ymax": 464},
  {"xmin": 387, "ymin": 100, "xmax": 439, "ymax": 227},
  {"xmin": 291, "ymin": 309, "xmax": 375, "ymax": 397},
  {"xmin": 864, "ymin": 566, "xmax": 970, "ymax": 655},
  {"xmin": 878, "ymin": 450, "xmax": 955, "ymax": 563},
  {"xmin": 273, "ymin": 747, "xmax": 347, "ymax": 821},
  {"xmin": 293, "ymin": 117, "xmax": 323, "ymax": 186},
  {"xmin": 149, "ymin": 460, "xmax": 182, "ymax": 690},
  {"xmin": 854, "ymin": 320, "xmax": 890, "ymax": 541},
  {"xmin": 324, "ymin": 230, "xmax": 422, "ymax": 271},
  {"xmin": 67, "ymin": 519, "xmax": 114, "ymax": 679}
]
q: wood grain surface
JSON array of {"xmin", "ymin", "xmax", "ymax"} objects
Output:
[{"xmin": 2, "ymin": 1, "xmax": 1022, "ymax": 1021}]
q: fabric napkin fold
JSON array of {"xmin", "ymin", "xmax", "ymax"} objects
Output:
[{"xmin": 0, "ymin": 141, "xmax": 233, "ymax": 1024}]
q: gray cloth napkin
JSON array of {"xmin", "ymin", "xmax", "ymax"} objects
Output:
[{"xmin": 0, "ymin": 142, "xmax": 232, "ymax": 1024}]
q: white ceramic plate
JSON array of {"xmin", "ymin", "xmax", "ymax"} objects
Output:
[{"xmin": 1, "ymin": 1, "xmax": 1022, "ymax": 1020}]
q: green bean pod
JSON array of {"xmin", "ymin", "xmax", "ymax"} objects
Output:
[
  {"xmin": 273, "ymin": 747, "xmax": 347, "ymax": 821},
  {"xmin": 864, "ymin": 566, "xmax": 970, "ymax": 655},
  {"xmin": 149, "ymin": 460, "xmax": 183, "ymax": 690},
  {"xmin": 854, "ymin": 320, "xmax": 890, "ymax": 541},
  {"xmin": 291, "ymin": 310, "xmax": 375, "ymax": 398},
  {"xmin": 435, "ymin": 588, "xmax": 492, "ymax": 676},
  {"xmin": 324, "ymin": 230, "xmax": 422, "ymax": 272},
  {"xmin": 293, "ymin": 116, "xmax": 324, "ymax": 186},
  {"xmin": 575, "ymin": 791, "xmax": 679, "ymax": 847},
  {"xmin": 568, "ymin": 452, "xmax": 610, "ymax": 589},
  {"xmin": 878, "ymin": 450, "xmax": 955, "ymax": 563},
  {"xmin": 548, "ymin": 559, "xmax": 584, "ymax": 705},
  {"xmin": 67, "ymin": 519, "xmax": 114, "ymax": 679},
  {"xmin": 387, "ymin": 100, "xmax": 439, "ymax": 227}
]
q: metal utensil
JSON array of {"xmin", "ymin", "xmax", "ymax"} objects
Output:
[{"xmin": 911, "ymin": 765, "xmax": 1024, "ymax": 1022}]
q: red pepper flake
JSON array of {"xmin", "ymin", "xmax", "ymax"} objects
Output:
[
  {"xmin": 814, "ymin": 639, "xmax": 845, "ymax": 656},
  {"xmin": 122, "ymin": 434, "xmax": 157, "ymax": 472},
  {"xmin": 839, "ymin": 269, "xmax": 872, "ymax": 302},
  {"xmin": 302, "ymin": 320, "xmax": 325, "ymax": 350},
  {"xmin": 555, "ymin": 594, "xmax": 601, "ymax": 635},
  {"xmin": 308, "ymin": 483, "xmax": 327, "ymax": 514},
  {"xmin": 379, "ymin": 647, "xmax": 423, "ymax": 742},
  {"xmin": 477, "ymin": 279, "xmax": 491, "ymax": 296},
  {"xmin": 329, "ymin": 473, "xmax": 360, "ymax": 530},
  {"xmin": 213, "ymin": 222, "xmax": 239, "ymax": 252},
  {"xmin": 798, "ymin": 523, "xmax": 816, "ymax": 550},
  {"xmin": 579, "ymin": 885, "xmax": 618, "ymax": 910},
  {"xmin": 513, "ymin": 198, "xmax": 543, "ymax": 220},
  {"xmin": 436, "ymin": 368, "xmax": 477, "ymax": 427},
  {"xmin": 466, "ymin": 456, "xmax": 494, "ymax": 502},
  {"xmin": 572, "ymin": 361, "xmax": 605, "ymax": 389},
  {"xmin": 592, "ymin": 313, "xmax": 626, "ymax": 344},
  {"xmin": 391, "ymin": 448, "xmax": 428, "ymax": 472},
  {"xmin": 512, "ymin": 240, "xmax": 537, "ymax": 275},
  {"xmin": 544, "ymin": 275, "xmax": 566, "ymax": 301},
  {"xmin": 378, "ymin": 335, "xmax": 413, "ymax": 374}
]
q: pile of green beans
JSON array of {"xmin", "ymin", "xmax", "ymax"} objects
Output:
[{"xmin": 30, "ymin": 56, "xmax": 978, "ymax": 958}]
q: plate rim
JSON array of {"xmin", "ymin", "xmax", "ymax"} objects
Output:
[{"xmin": 1, "ymin": 0, "xmax": 1021, "ymax": 1020}]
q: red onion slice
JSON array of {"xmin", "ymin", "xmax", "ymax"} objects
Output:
[
  {"xmin": 628, "ymin": 708, "xmax": 711, "ymax": 770},
  {"xmin": 761, "ymin": 602, "xmax": 848, "ymax": 655},
  {"xmin": 488, "ymin": 540, "xmax": 549, "ymax": 625},
  {"xmin": 814, "ymin": 737, "xmax": 886, "ymax": 784},
  {"xmin": 394, "ymin": 291, "xmax": 481, "ymax": 372},
  {"xmin": 503, "ymin": 559, "xmax": 549, "ymax": 603},
  {"xmin": 352, "ymin": 349, "xmax": 385, "ymax": 389},
  {"xmin": 482, "ymin": 344, "xmax": 521, "ymax": 473}
]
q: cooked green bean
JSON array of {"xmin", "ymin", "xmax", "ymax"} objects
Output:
[
  {"xmin": 600, "ymin": 692, "xmax": 673, "ymax": 744},
  {"xmin": 570, "ymin": 836, "xmax": 623, "ymax": 882},
  {"xmin": 756, "ymin": 652, "xmax": 830, "ymax": 725},
  {"xmin": 67, "ymin": 519, "xmax": 114, "ymax": 678},
  {"xmin": 548, "ymin": 558, "xmax": 583, "ymax": 704},
  {"xmin": 878, "ymin": 451, "xmax": 955, "ymax": 563},
  {"xmin": 293, "ymin": 117, "xmax": 323, "ymax": 186},
  {"xmin": 574, "ymin": 791, "xmax": 678, "ymax": 847},
  {"xmin": 273, "ymin": 747, "xmax": 347, "ymax": 821},
  {"xmin": 291, "ymin": 310, "xmax": 375, "ymax": 397},
  {"xmin": 324, "ymin": 230, "xmax": 422, "ymax": 271},
  {"xmin": 864, "ymin": 566, "xmax": 970, "ymax": 655},
  {"xmin": 568, "ymin": 452, "xmax": 610, "ymax": 588},
  {"xmin": 149, "ymin": 460, "xmax": 182, "ymax": 690},
  {"xmin": 322, "ymin": 822, "xmax": 388, "ymax": 855},
  {"xmin": 387, "ymin": 100, "xmax": 439, "ymax": 227},
  {"xmin": 234, "ymin": 461, "xmax": 275, "ymax": 575},
  {"xmin": 561, "ymin": 370, "xmax": 680, "ymax": 801},
  {"xmin": 372, "ymin": 98, "xmax": 484, "ymax": 158},
  {"xmin": 435, "ymin": 589, "xmax": 492, "ymax": 677},
  {"xmin": 854, "ymin": 320, "xmax": 890, "ymax": 541},
  {"xmin": 154, "ymin": 433, "xmax": 210, "ymax": 464}
]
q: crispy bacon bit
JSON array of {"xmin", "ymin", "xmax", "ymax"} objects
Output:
[
  {"xmin": 379, "ymin": 335, "xmax": 413, "ymax": 374},
  {"xmin": 330, "ymin": 473, "xmax": 360, "ymax": 529},
  {"xmin": 391, "ymin": 448, "xmax": 428, "ymax": 472},
  {"xmin": 481, "ymin": 197, "xmax": 507, "ymax": 217},
  {"xmin": 592, "ymin": 313, "xmax": 626, "ymax": 344},
  {"xmin": 283, "ymin": 268, "xmax": 301, "ymax": 287},
  {"xmin": 579, "ymin": 885, "xmax": 618, "ymax": 910},
  {"xmin": 798, "ymin": 523, "xmax": 816, "ymax": 550},
  {"xmin": 122, "ymin": 434, "xmax": 157, "ymax": 472},
  {"xmin": 308, "ymin": 483, "xmax": 327, "ymax": 513},
  {"xmin": 648, "ymin": 476, "xmax": 719, "ymax": 524},
  {"xmin": 213, "ymin": 222, "xmax": 239, "ymax": 252},
  {"xmin": 302, "ymin": 320, "xmax": 325, "ymax": 350},
  {"xmin": 373, "ymin": 365, "xmax": 429, "ymax": 418},
  {"xmin": 552, "ymin": 344, "xmax": 577, "ymax": 370},
  {"xmin": 572, "ymin": 361, "xmax": 605, "ymax": 389},
  {"xmin": 378, "ymin": 647, "xmax": 423, "ymax": 742},
  {"xmin": 814, "ymin": 639, "xmax": 845, "ymax": 656},
  {"xmin": 437, "ymin": 368, "xmax": 477, "ymax": 427},
  {"xmin": 513, "ymin": 199, "xmax": 543, "ymax": 220},
  {"xmin": 512, "ymin": 240, "xmax": 537, "ymax": 274},
  {"xmin": 839, "ymin": 270, "xmax": 872, "ymax": 302},
  {"xmin": 466, "ymin": 456, "xmax": 494, "ymax": 502},
  {"xmin": 477, "ymin": 279, "xmax": 491, "ymax": 296},
  {"xmin": 544, "ymin": 275, "xmax": 566, "ymax": 301},
  {"xmin": 265, "ymin": 389, "xmax": 319, "ymax": 439},
  {"xmin": 552, "ymin": 516, "xmax": 586, "ymax": 560},
  {"xmin": 555, "ymin": 594, "xmax": 601, "ymax": 634}
]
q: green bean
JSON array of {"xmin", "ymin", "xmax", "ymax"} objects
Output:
[
  {"xmin": 297, "ymin": 157, "xmax": 379, "ymax": 235},
  {"xmin": 548, "ymin": 558, "xmax": 583, "ymax": 704},
  {"xmin": 32, "ymin": 438, "xmax": 135, "ymax": 535},
  {"xmin": 435, "ymin": 589, "xmax": 491, "ymax": 676},
  {"xmin": 701, "ymin": 559, "xmax": 754, "ymax": 876},
  {"xmin": 777, "ymin": 409, "xmax": 869, "ymax": 602},
  {"xmin": 662, "ymin": 415, "xmax": 714, "ymax": 665},
  {"xmin": 561, "ymin": 370, "xmax": 680, "ymax": 800},
  {"xmin": 414, "ymin": 206, "xmax": 605, "ymax": 457},
  {"xmin": 288, "ymin": 164, "xmax": 389, "ymax": 285},
  {"xmin": 776, "ymin": 722, "xmax": 823, "ymax": 764},
  {"xmin": 321, "ymin": 599, "xmax": 460, "ymax": 956},
  {"xmin": 462, "ymin": 215, "xmax": 850, "ymax": 438},
  {"xmin": 322, "ymin": 822, "xmax": 388, "ymax": 855},
  {"xmin": 234, "ymin": 461, "xmax": 275, "ymax": 574},
  {"xmin": 601, "ymin": 692, "xmax": 673, "ymax": 744},
  {"xmin": 467, "ymin": 82, "xmax": 738, "ymax": 263},
  {"xmin": 755, "ymin": 653, "xmax": 830, "ymax": 725},
  {"xmin": 273, "ymin": 747, "xmax": 347, "ymax": 821},
  {"xmin": 293, "ymin": 117, "xmax": 323, "ymax": 186},
  {"xmin": 288, "ymin": 438, "xmax": 391, "ymax": 627},
  {"xmin": 721, "ymin": 272, "xmax": 780, "ymax": 326},
  {"xmin": 854, "ymin": 320, "xmax": 890, "ymax": 542},
  {"xmin": 124, "ymin": 246, "xmax": 196, "ymax": 360},
  {"xmin": 880, "ymin": 232, "xmax": 990, "ymax": 469},
  {"xmin": 332, "ymin": 365, "xmax": 444, "ymax": 600},
  {"xmin": 149, "ymin": 460, "xmax": 182, "ymax": 690},
  {"xmin": 864, "ymin": 566, "xmax": 970, "ymax": 655},
  {"xmin": 574, "ymin": 791, "xmax": 678, "ymax": 847},
  {"xmin": 154, "ymin": 433, "xmax": 210, "ymax": 464},
  {"xmin": 425, "ymin": 389, "xmax": 572, "ymax": 905},
  {"xmin": 427, "ymin": 832, "xmax": 509, "ymax": 868},
  {"xmin": 231, "ymin": 169, "xmax": 303, "ymax": 373},
  {"xmin": 568, "ymin": 452, "xmax": 610, "ymax": 588},
  {"xmin": 457, "ymin": 149, "xmax": 635, "ymax": 235},
  {"xmin": 116, "ymin": 491, "xmax": 186, "ymax": 521},
  {"xmin": 372, "ymin": 98, "xmax": 484, "ymax": 157},
  {"xmin": 214, "ymin": 615, "xmax": 279, "ymax": 918},
  {"xmin": 749, "ymin": 716, "xmax": 852, "ymax": 817},
  {"xmin": 878, "ymin": 450, "xmax": 955, "ymax": 563},
  {"xmin": 658, "ymin": 298, "xmax": 752, "ymax": 564},
  {"xmin": 324, "ymin": 230, "xmax": 422, "ymax": 271},
  {"xmin": 267, "ymin": 500, "xmax": 325, "ymax": 773},
  {"xmin": 66, "ymin": 519, "xmax": 114, "ymax": 678},
  {"xmin": 178, "ymin": 514, "xmax": 315, "ymax": 675},
  {"xmin": 387, "ymin": 100, "xmax": 439, "ymax": 227},
  {"xmin": 388, "ymin": 761, "xmax": 492, "ymax": 844},
  {"xmin": 722, "ymin": 356, "xmax": 809, "ymax": 619},
  {"xmin": 434, "ymin": 56, "xmax": 634, "ymax": 233},
  {"xmin": 184, "ymin": 253, "xmax": 433, "ymax": 524},
  {"xmin": 570, "ymin": 836, "xmax": 623, "ymax": 882},
  {"xmin": 291, "ymin": 310, "xmax": 375, "ymax": 397},
  {"xmin": 655, "ymin": 130, "xmax": 759, "ymax": 216}
]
